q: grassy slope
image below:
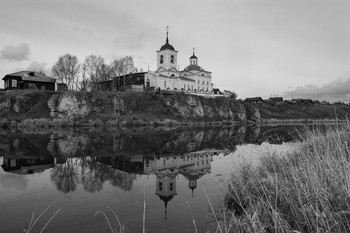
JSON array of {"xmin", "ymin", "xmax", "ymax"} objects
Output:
[
  {"xmin": 219, "ymin": 126, "xmax": 350, "ymax": 232},
  {"xmin": 246, "ymin": 102, "xmax": 350, "ymax": 120}
]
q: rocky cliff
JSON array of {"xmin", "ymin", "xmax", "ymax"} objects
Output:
[{"xmin": 0, "ymin": 90, "xmax": 253, "ymax": 127}]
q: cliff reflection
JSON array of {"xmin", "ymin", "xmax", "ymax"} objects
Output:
[{"xmin": 0, "ymin": 125, "xmax": 300, "ymax": 196}]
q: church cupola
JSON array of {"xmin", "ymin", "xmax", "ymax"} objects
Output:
[
  {"xmin": 156, "ymin": 26, "xmax": 178, "ymax": 71},
  {"xmin": 189, "ymin": 48, "xmax": 198, "ymax": 66}
]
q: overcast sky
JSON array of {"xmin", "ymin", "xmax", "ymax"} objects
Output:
[{"xmin": 1, "ymin": 0, "xmax": 350, "ymax": 101}]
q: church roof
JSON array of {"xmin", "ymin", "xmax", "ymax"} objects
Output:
[
  {"xmin": 190, "ymin": 53, "xmax": 198, "ymax": 59},
  {"xmin": 179, "ymin": 76, "xmax": 196, "ymax": 82},
  {"xmin": 160, "ymin": 42, "xmax": 175, "ymax": 51}
]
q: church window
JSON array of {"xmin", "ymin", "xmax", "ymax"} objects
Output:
[
  {"xmin": 169, "ymin": 182, "xmax": 174, "ymax": 191},
  {"xmin": 160, "ymin": 55, "xmax": 164, "ymax": 64},
  {"xmin": 170, "ymin": 55, "xmax": 174, "ymax": 63},
  {"xmin": 159, "ymin": 182, "xmax": 163, "ymax": 191},
  {"xmin": 146, "ymin": 78, "xmax": 150, "ymax": 87}
]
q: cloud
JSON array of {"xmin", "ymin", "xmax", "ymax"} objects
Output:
[
  {"xmin": 27, "ymin": 60, "xmax": 51, "ymax": 75},
  {"xmin": 0, "ymin": 43, "xmax": 30, "ymax": 62},
  {"xmin": 284, "ymin": 71, "xmax": 350, "ymax": 102}
]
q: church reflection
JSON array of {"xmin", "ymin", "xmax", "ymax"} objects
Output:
[{"xmin": 0, "ymin": 149, "xmax": 219, "ymax": 219}]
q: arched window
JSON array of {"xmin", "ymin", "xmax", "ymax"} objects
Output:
[
  {"xmin": 170, "ymin": 55, "xmax": 174, "ymax": 63},
  {"xmin": 160, "ymin": 55, "xmax": 164, "ymax": 64},
  {"xmin": 146, "ymin": 78, "xmax": 150, "ymax": 87},
  {"xmin": 158, "ymin": 182, "xmax": 163, "ymax": 191}
]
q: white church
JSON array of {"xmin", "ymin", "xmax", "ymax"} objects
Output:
[{"xmin": 145, "ymin": 29, "xmax": 213, "ymax": 93}]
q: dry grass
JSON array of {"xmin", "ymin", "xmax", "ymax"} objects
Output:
[{"xmin": 218, "ymin": 124, "xmax": 350, "ymax": 233}]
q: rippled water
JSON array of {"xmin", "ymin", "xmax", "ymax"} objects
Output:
[{"xmin": 0, "ymin": 125, "xmax": 299, "ymax": 233}]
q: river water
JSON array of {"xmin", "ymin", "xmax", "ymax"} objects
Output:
[{"xmin": 0, "ymin": 125, "xmax": 300, "ymax": 233}]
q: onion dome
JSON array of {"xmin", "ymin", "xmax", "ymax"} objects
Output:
[{"xmin": 160, "ymin": 28, "xmax": 175, "ymax": 51}]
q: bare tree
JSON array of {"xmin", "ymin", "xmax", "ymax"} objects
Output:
[
  {"xmin": 83, "ymin": 54, "xmax": 107, "ymax": 91},
  {"xmin": 51, "ymin": 54, "xmax": 80, "ymax": 90},
  {"xmin": 110, "ymin": 56, "xmax": 137, "ymax": 90}
]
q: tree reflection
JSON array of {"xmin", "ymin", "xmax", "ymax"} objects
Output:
[
  {"xmin": 108, "ymin": 169, "xmax": 136, "ymax": 191},
  {"xmin": 50, "ymin": 158, "xmax": 79, "ymax": 193},
  {"xmin": 50, "ymin": 157, "xmax": 137, "ymax": 194},
  {"xmin": 80, "ymin": 158, "xmax": 105, "ymax": 193}
]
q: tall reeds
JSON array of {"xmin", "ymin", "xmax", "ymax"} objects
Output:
[{"xmin": 219, "ymin": 124, "xmax": 350, "ymax": 232}]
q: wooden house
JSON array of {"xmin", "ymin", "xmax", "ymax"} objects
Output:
[
  {"xmin": 3, "ymin": 71, "xmax": 56, "ymax": 90},
  {"xmin": 244, "ymin": 97, "xmax": 264, "ymax": 103}
]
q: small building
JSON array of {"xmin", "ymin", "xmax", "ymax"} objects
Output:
[
  {"xmin": 312, "ymin": 100, "xmax": 320, "ymax": 104},
  {"xmin": 3, "ymin": 71, "xmax": 56, "ymax": 91},
  {"xmin": 302, "ymin": 99, "xmax": 313, "ymax": 104},
  {"xmin": 284, "ymin": 100, "xmax": 297, "ymax": 104},
  {"xmin": 97, "ymin": 72, "xmax": 146, "ymax": 92},
  {"xmin": 320, "ymin": 101, "xmax": 330, "ymax": 105},
  {"xmin": 244, "ymin": 97, "xmax": 264, "ymax": 103},
  {"xmin": 269, "ymin": 97, "xmax": 284, "ymax": 103},
  {"xmin": 291, "ymin": 98, "xmax": 304, "ymax": 104}
]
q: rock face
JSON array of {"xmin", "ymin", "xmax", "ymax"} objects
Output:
[
  {"xmin": 13, "ymin": 96, "xmax": 35, "ymax": 114},
  {"xmin": 245, "ymin": 104, "xmax": 261, "ymax": 123},
  {"xmin": 46, "ymin": 92, "xmax": 247, "ymax": 122},
  {"xmin": 162, "ymin": 95, "xmax": 246, "ymax": 122},
  {"xmin": 48, "ymin": 92, "xmax": 91, "ymax": 118}
]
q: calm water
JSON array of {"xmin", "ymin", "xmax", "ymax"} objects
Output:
[{"xmin": 0, "ymin": 125, "xmax": 299, "ymax": 233}]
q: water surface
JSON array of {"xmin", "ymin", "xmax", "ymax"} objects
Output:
[{"xmin": 0, "ymin": 125, "xmax": 299, "ymax": 233}]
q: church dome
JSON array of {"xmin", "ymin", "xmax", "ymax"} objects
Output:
[
  {"xmin": 190, "ymin": 54, "xmax": 198, "ymax": 59},
  {"xmin": 160, "ymin": 42, "xmax": 175, "ymax": 51}
]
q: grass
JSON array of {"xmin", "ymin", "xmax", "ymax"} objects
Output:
[
  {"xmin": 217, "ymin": 124, "xmax": 350, "ymax": 232},
  {"xmin": 24, "ymin": 185, "xmax": 61, "ymax": 233}
]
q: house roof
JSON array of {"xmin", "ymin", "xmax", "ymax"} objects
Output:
[
  {"xmin": 269, "ymin": 97, "xmax": 283, "ymax": 101},
  {"xmin": 3, "ymin": 71, "xmax": 56, "ymax": 83},
  {"xmin": 245, "ymin": 97, "xmax": 263, "ymax": 101}
]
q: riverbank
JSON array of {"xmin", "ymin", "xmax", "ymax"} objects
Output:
[
  {"xmin": 218, "ymin": 124, "xmax": 350, "ymax": 232},
  {"xmin": 1, "ymin": 90, "xmax": 350, "ymax": 128}
]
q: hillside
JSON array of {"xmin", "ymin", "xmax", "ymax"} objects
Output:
[{"xmin": 244, "ymin": 101, "xmax": 350, "ymax": 120}]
